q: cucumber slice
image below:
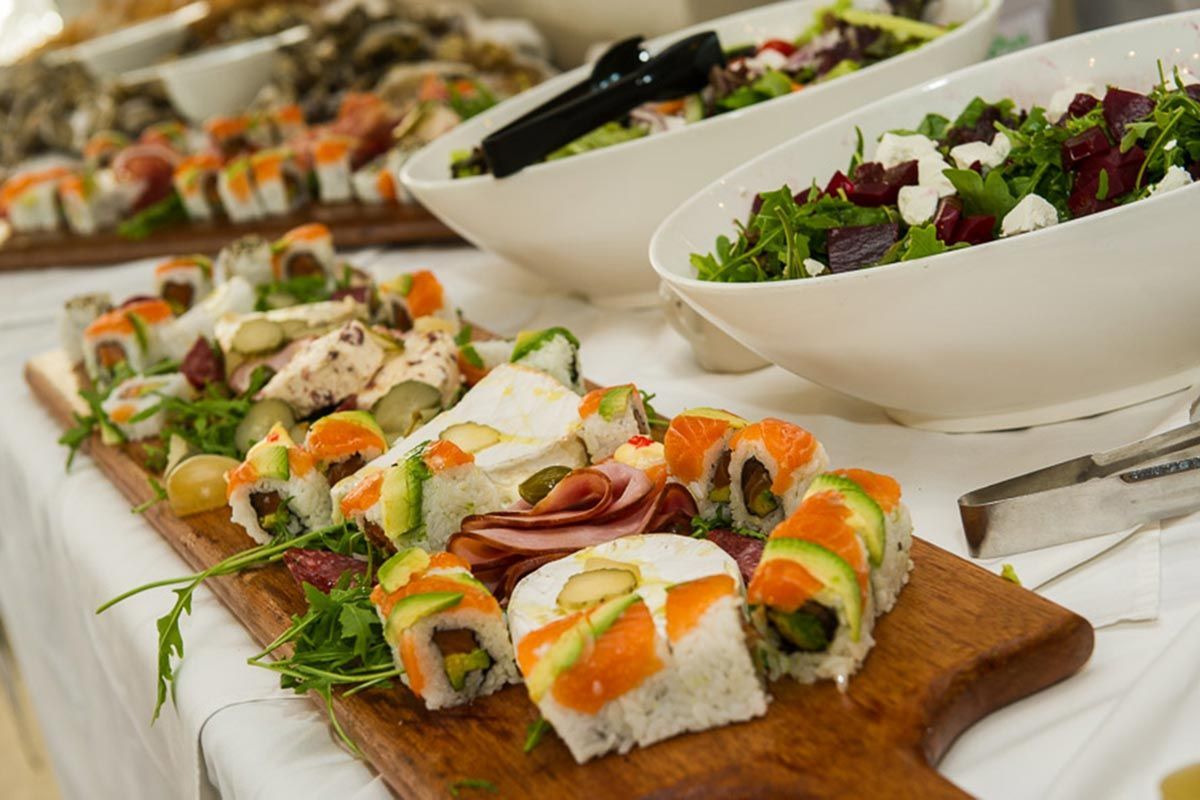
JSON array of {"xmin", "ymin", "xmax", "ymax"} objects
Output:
[
  {"xmin": 230, "ymin": 318, "xmax": 285, "ymax": 354},
  {"xmin": 235, "ymin": 399, "xmax": 297, "ymax": 455},
  {"xmin": 556, "ymin": 568, "xmax": 638, "ymax": 610},
  {"xmin": 370, "ymin": 380, "xmax": 442, "ymax": 437}
]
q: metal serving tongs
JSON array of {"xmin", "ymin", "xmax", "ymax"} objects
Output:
[
  {"xmin": 482, "ymin": 31, "xmax": 725, "ymax": 178},
  {"xmin": 960, "ymin": 417, "xmax": 1200, "ymax": 558}
]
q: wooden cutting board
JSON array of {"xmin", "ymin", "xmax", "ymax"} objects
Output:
[
  {"xmin": 25, "ymin": 350, "xmax": 1093, "ymax": 799},
  {"xmin": 0, "ymin": 203, "xmax": 458, "ymax": 272}
]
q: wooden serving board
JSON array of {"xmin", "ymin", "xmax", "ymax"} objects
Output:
[
  {"xmin": 0, "ymin": 203, "xmax": 458, "ymax": 272},
  {"xmin": 25, "ymin": 350, "xmax": 1093, "ymax": 799}
]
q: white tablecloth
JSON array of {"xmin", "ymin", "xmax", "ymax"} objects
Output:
[{"xmin": 2, "ymin": 247, "xmax": 1199, "ymax": 800}]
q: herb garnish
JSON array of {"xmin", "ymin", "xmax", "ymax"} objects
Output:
[
  {"xmin": 117, "ymin": 193, "xmax": 187, "ymax": 241},
  {"xmin": 523, "ymin": 717, "xmax": 551, "ymax": 753},
  {"xmin": 690, "ymin": 515, "xmax": 766, "ymax": 541},
  {"xmin": 450, "ymin": 778, "xmax": 498, "ymax": 797},
  {"xmin": 131, "ymin": 476, "xmax": 167, "ymax": 514}
]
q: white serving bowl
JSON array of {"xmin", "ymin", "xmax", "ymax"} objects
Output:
[
  {"xmin": 155, "ymin": 26, "xmax": 309, "ymax": 123},
  {"xmin": 70, "ymin": 2, "xmax": 209, "ymax": 79},
  {"xmin": 401, "ymin": 0, "xmax": 1000, "ymax": 306},
  {"xmin": 652, "ymin": 10, "xmax": 1200, "ymax": 432}
]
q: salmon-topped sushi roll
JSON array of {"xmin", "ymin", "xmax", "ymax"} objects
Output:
[
  {"xmin": 57, "ymin": 171, "xmax": 122, "ymax": 236},
  {"xmin": 577, "ymin": 385, "xmax": 649, "ymax": 463},
  {"xmin": 339, "ymin": 439, "xmax": 501, "ymax": 554},
  {"xmin": 268, "ymin": 104, "xmax": 307, "ymax": 141},
  {"xmin": 154, "ymin": 254, "xmax": 213, "ymax": 312},
  {"xmin": 101, "ymin": 372, "xmax": 194, "ymax": 441},
  {"xmin": 205, "ymin": 115, "xmax": 253, "ymax": 159},
  {"xmin": 251, "ymin": 148, "xmax": 308, "ymax": 216},
  {"xmin": 747, "ymin": 491, "xmax": 877, "ymax": 684},
  {"xmin": 226, "ymin": 423, "xmax": 332, "ymax": 544},
  {"xmin": 2, "ymin": 167, "xmax": 69, "ymax": 233},
  {"xmin": 81, "ymin": 298, "xmax": 174, "ymax": 381},
  {"xmin": 140, "ymin": 120, "xmax": 191, "ymax": 154},
  {"xmin": 351, "ymin": 154, "xmax": 399, "ymax": 205},
  {"xmin": 272, "ymin": 223, "xmax": 335, "ymax": 283},
  {"xmin": 312, "ymin": 134, "xmax": 356, "ymax": 203},
  {"xmin": 376, "ymin": 270, "xmax": 456, "ymax": 333},
  {"xmin": 728, "ymin": 418, "xmax": 829, "ymax": 534},
  {"xmin": 83, "ymin": 130, "xmax": 130, "ymax": 170},
  {"xmin": 371, "ymin": 549, "xmax": 519, "ymax": 710},
  {"xmin": 173, "ymin": 153, "xmax": 224, "ymax": 221},
  {"xmin": 216, "ymin": 157, "xmax": 264, "ymax": 223},
  {"xmin": 663, "ymin": 407, "xmax": 749, "ymax": 518},
  {"xmin": 303, "ymin": 410, "xmax": 387, "ymax": 485}
]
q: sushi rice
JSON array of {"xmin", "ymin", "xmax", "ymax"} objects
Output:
[
  {"xmin": 577, "ymin": 384, "xmax": 649, "ymax": 463},
  {"xmin": 101, "ymin": 372, "xmax": 194, "ymax": 441},
  {"xmin": 728, "ymin": 418, "xmax": 829, "ymax": 534},
  {"xmin": 663, "ymin": 408, "xmax": 749, "ymax": 519},
  {"xmin": 226, "ymin": 423, "xmax": 332, "ymax": 544},
  {"xmin": 81, "ymin": 298, "xmax": 175, "ymax": 381}
]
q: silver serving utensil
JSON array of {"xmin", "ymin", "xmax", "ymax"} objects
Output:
[{"xmin": 960, "ymin": 418, "xmax": 1200, "ymax": 557}]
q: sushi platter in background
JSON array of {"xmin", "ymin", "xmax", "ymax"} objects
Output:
[{"xmin": 24, "ymin": 222, "xmax": 1093, "ymax": 797}]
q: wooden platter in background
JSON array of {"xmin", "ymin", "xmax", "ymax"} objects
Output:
[
  {"xmin": 25, "ymin": 350, "xmax": 1093, "ymax": 799},
  {"xmin": 0, "ymin": 203, "xmax": 459, "ymax": 272}
]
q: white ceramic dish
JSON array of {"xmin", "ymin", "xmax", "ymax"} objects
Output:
[
  {"xmin": 401, "ymin": 0, "xmax": 1000, "ymax": 306},
  {"xmin": 651, "ymin": 10, "xmax": 1200, "ymax": 432},
  {"xmin": 154, "ymin": 26, "xmax": 309, "ymax": 123},
  {"xmin": 69, "ymin": 2, "xmax": 209, "ymax": 79}
]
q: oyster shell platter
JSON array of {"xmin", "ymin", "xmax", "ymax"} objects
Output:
[{"xmin": 25, "ymin": 343, "xmax": 1093, "ymax": 799}]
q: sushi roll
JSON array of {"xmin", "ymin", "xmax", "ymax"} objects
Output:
[
  {"xmin": 173, "ymin": 154, "xmax": 224, "ymax": 222},
  {"xmin": 370, "ymin": 549, "xmax": 519, "ymax": 710},
  {"xmin": 268, "ymin": 104, "xmax": 307, "ymax": 141},
  {"xmin": 384, "ymin": 147, "xmax": 415, "ymax": 203},
  {"xmin": 101, "ymin": 372, "xmax": 194, "ymax": 441},
  {"xmin": 81, "ymin": 298, "xmax": 175, "ymax": 381},
  {"xmin": 205, "ymin": 115, "xmax": 253, "ymax": 159},
  {"xmin": 746, "ymin": 491, "xmax": 878, "ymax": 684},
  {"xmin": 272, "ymin": 223, "xmax": 335, "ymax": 283},
  {"xmin": 508, "ymin": 535, "xmax": 766, "ymax": 763},
  {"xmin": 510, "ymin": 327, "xmax": 582, "ymax": 393},
  {"xmin": 341, "ymin": 439, "xmax": 501, "ymax": 553},
  {"xmin": 663, "ymin": 408, "xmax": 749, "ymax": 518},
  {"xmin": 159, "ymin": 276, "xmax": 256, "ymax": 360},
  {"xmin": 140, "ymin": 120, "xmax": 191, "ymax": 154},
  {"xmin": 312, "ymin": 134, "xmax": 356, "ymax": 203},
  {"xmin": 154, "ymin": 254, "xmax": 213, "ymax": 312},
  {"xmin": 303, "ymin": 410, "xmax": 388, "ymax": 485},
  {"xmin": 456, "ymin": 338, "xmax": 512, "ymax": 387},
  {"xmin": 376, "ymin": 270, "xmax": 456, "ymax": 333},
  {"xmin": 815, "ymin": 469, "xmax": 913, "ymax": 614},
  {"xmin": 57, "ymin": 172, "xmax": 119, "ymax": 236},
  {"xmin": 356, "ymin": 328, "xmax": 462, "ymax": 412},
  {"xmin": 257, "ymin": 321, "xmax": 385, "ymax": 417},
  {"xmin": 250, "ymin": 149, "xmax": 308, "ymax": 216},
  {"xmin": 58, "ymin": 292, "xmax": 113, "ymax": 363},
  {"xmin": 216, "ymin": 157, "xmax": 264, "ymax": 223},
  {"xmin": 225, "ymin": 423, "xmax": 332, "ymax": 544},
  {"xmin": 83, "ymin": 130, "xmax": 130, "ymax": 170},
  {"xmin": 216, "ymin": 234, "xmax": 274, "ymax": 287},
  {"xmin": 577, "ymin": 385, "xmax": 649, "ymax": 463},
  {"xmin": 612, "ymin": 435, "xmax": 667, "ymax": 482},
  {"xmin": 2, "ymin": 167, "xmax": 68, "ymax": 233},
  {"xmin": 351, "ymin": 154, "xmax": 399, "ymax": 205},
  {"xmin": 728, "ymin": 418, "xmax": 829, "ymax": 535}
]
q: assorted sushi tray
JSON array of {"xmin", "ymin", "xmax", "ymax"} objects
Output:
[{"xmin": 25, "ymin": 223, "xmax": 1095, "ymax": 797}]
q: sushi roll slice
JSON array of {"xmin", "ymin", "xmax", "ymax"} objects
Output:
[
  {"xmin": 58, "ymin": 292, "xmax": 113, "ymax": 363},
  {"xmin": 663, "ymin": 408, "xmax": 749, "ymax": 518},
  {"xmin": 154, "ymin": 254, "xmax": 213, "ymax": 312},
  {"xmin": 216, "ymin": 234, "xmax": 274, "ymax": 287},
  {"xmin": 312, "ymin": 134, "xmax": 356, "ymax": 203},
  {"xmin": 356, "ymin": 328, "xmax": 462, "ymax": 412},
  {"xmin": 226, "ymin": 423, "xmax": 332, "ymax": 544},
  {"xmin": 81, "ymin": 298, "xmax": 175, "ymax": 381},
  {"xmin": 173, "ymin": 154, "xmax": 224, "ymax": 222},
  {"xmin": 510, "ymin": 327, "xmax": 582, "ymax": 393},
  {"xmin": 140, "ymin": 120, "xmax": 191, "ymax": 154},
  {"xmin": 205, "ymin": 115, "xmax": 253, "ymax": 159},
  {"xmin": 341, "ymin": 439, "xmax": 500, "ymax": 553},
  {"xmin": 58, "ymin": 172, "xmax": 122, "ymax": 235},
  {"xmin": 303, "ymin": 410, "xmax": 388, "ymax": 485},
  {"xmin": 577, "ymin": 385, "xmax": 649, "ymax": 463},
  {"xmin": 83, "ymin": 130, "xmax": 130, "ymax": 170},
  {"xmin": 272, "ymin": 223, "xmax": 335, "ymax": 283},
  {"xmin": 456, "ymin": 338, "xmax": 512, "ymax": 387},
  {"xmin": 216, "ymin": 157, "xmax": 264, "ymax": 223},
  {"xmin": 159, "ymin": 276, "xmax": 256, "ymax": 360},
  {"xmin": 250, "ymin": 149, "xmax": 308, "ymax": 216},
  {"xmin": 370, "ymin": 549, "xmax": 519, "ymax": 710},
  {"xmin": 747, "ymin": 491, "xmax": 878, "ymax": 684},
  {"xmin": 728, "ymin": 418, "xmax": 829, "ymax": 535},
  {"xmin": 508, "ymin": 535, "xmax": 766, "ymax": 763},
  {"xmin": 815, "ymin": 469, "xmax": 913, "ymax": 614},
  {"xmin": 257, "ymin": 321, "xmax": 385, "ymax": 417},
  {"xmin": 2, "ymin": 167, "xmax": 69, "ymax": 233},
  {"xmin": 351, "ymin": 154, "xmax": 399, "ymax": 205},
  {"xmin": 376, "ymin": 270, "xmax": 456, "ymax": 333},
  {"xmin": 384, "ymin": 147, "xmax": 415, "ymax": 203},
  {"xmin": 268, "ymin": 104, "xmax": 307, "ymax": 141},
  {"xmin": 101, "ymin": 372, "xmax": 194, "ymax": 441},
  {"xmin": 612, "ymin": 435, "xmax": 667, "ymax": 482}
]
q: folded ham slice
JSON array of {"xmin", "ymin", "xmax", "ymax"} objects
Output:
[{"xmin": 448, "ymin": 461, "xmax": 696, "ymax": 600}]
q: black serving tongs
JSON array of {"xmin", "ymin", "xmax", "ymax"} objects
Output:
[{"xmin": 482, "ymin": 31, "xmax": 725, "ymax": 178}]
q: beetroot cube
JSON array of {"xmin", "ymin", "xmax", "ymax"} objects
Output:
[
  {"xmin": 951, "ymin": 215, "xmax": 995, "ymax": 245},
  {"xmin": 1062, "ymin": 126, "xmax": 1111, "ymax": 168},
  {"xmin": 1102, "ymin": 87, "xmax": 1155, "ymax": 139},
  {"xmin": 933, "ymin": 196, "xmax": 962, "ymax": 242}
]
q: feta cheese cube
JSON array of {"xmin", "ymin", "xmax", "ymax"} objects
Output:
[
  {"xmin": 802, "ymin": 258, "xmax": 827, "ymax": 277},
  {"xmin": 874, "ymin": 133, "xmax": 940, "ymax": 168},
  {"xmin": 1046, "ymin": 82, "xmax": 1099, "ymax": 121},
  {"xmin": 898, "ymin": 185, "xmax": 940, "ymax": 226},
  {"xmin": 1000, "ymin": 193, "xmax": 1059, "ymax": 238},
  {"xmin": 750, "ymin": 48, "xmax": 789, "ymax": 72},
  {"xmin": 1149, "ymin": 165, "xmax": 1193, "ymax": 197},
  {"xmin": 917, "ymin": 154, "xmax": 957, "ymax": 197},
  {"xmin": 949, "ymin": 133, "xmax": 1010, "ymax": 170}
]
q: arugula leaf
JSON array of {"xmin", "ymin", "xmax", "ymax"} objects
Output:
[
  {"xmin": 117, "ymin": 193, "xmax": 187, "ymax": 241},
  {"xmin": 132, "ymin": 476, "xmax": 167, "ymax": 514},
  {"xmin": 450, "ymin": 779, "xmax": 498, "ymax": 797},
  {"xmin": 546, "ymin": 122, "xmax": 648, "ymax": 161},
  {"xmin": 453, "ymin": 323, "xmax": 474, "ymax": 347},
  {"xmin": 254, "ymin": 274, "xmax": 330, "ymax": 311},
  {"xmin": 524, "ymin": 717, "xmax": 551, "ymax": 753},
  {"xmin": 896, "ymin": 225, "xmax": 957, "ymax": 261},
  {"xmin": 460, "ymin": 344, "xmax": 484, "ymax": 369},
  {"xmin": 944, "ymin": 168, "xmax": 1017, "ymax": 220}
]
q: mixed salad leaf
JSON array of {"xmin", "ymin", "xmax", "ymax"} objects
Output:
[{"xmin": 692, "ymin": 66, "xmax": 1200, "ymax": 282}]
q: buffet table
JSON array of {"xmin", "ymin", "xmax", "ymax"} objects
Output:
[{"xmin": 2, "ymin": 247, "xmax": 1199, "ymax": 800}]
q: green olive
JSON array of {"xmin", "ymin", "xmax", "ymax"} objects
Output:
[{"xmin": 518, "ymin": 465, "xmax": 573, "ymax": 506}]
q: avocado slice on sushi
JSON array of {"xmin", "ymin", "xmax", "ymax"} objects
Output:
[
  {"xmin": 381, "ymin": 454, "xmax": 432, "ymax": 543},
  {"xmin": 509, "ymin": 327, "xmax": 581, "ymax": 362},
  {"xmin": 385, "ymin": 591, "xmax": 464, "ymax": 644},
  {"xmin": 444, "ymin": 649, "xmax": 493, "ymax": 690},
  {"xmin": 377, "ymin": 547, "xmax": 431, "ymax": 593},
  {"xmin": 768, "ymin": 603, "xmax": 838, "ymax": 652},
  {"xmin": 597, "ymin": 386, "xmax": 634, "ymax": 421},
  {"xmin": 679, "ymin": 407, "xmax": 749, "ymax": 428},
  {"xmin": 525, "ymin": 593, "xmax": 640, "ymax": 701},
  {"xmin": 805, "ymin": 474, "xmax": 886, "ymax": 567},
  {"xmin": 248, "ymin": 444, "xmax": 289, "ymax": 481},
  {"xmin": 760, "ymin": 538, "xmax": 863, "ymax": 641}
]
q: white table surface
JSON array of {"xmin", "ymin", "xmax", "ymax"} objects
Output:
[{"xmin": 2, "ymin": 246, "xmax": 1198, "ymax": 800}]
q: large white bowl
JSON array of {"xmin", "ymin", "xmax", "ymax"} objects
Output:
[
  {"xmin": 401, "ymin": 0, "xmax": 1000, "ymax": 306},
  {"xmin": 70, "ymin": 2, "xmax": 209, "ymax": 79},
  {"xmin": 651, "ymin": 10, "xmax": 1200, "ymax": 432}
]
